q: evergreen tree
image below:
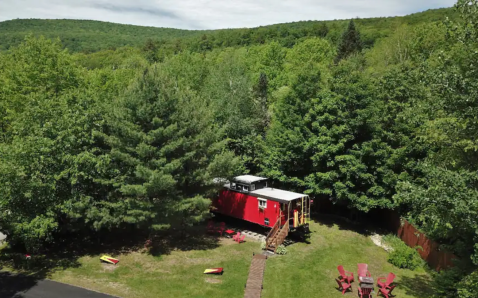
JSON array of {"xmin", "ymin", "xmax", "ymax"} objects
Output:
[
  {"xmin": 335, "ymin": 20, "xmax": 363, "ymax": 63},
  {"xmin": 142, "ymin": 39, "xmax": 161, "ymax": 63},
  {"xmin": 199, "ymin": 34, "xmax": 212, "ymax": 52},
  {"xmin": 99, "ymin": 65, "xmax": 243, "ymax": 232},
  {"xmin": 262, "ymin": 67, "xmax": 320, "ymax": 190},
  {"xmin": 313, "ymin": 22, "xmax": 329, "ymax": 38},
  {"xmin": 305, "ymin": 57, "xmax": 394, "ymax": 211}
]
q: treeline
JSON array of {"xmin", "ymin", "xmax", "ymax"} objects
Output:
[
  {"xmin": 0, "ymin": 1, "xmax": 477, "ymax": 296},
  {"xmin": 0, "ymin": 7, "xmax": 458, "ymax": 53}
]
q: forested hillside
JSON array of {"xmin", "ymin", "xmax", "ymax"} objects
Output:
[
  {"xmin": 1, "ymin": 1, "xmax": 477, "ymax": 296},
  {"xmin": 0, "ymin": 7, "xmax": 458, "ymax": 53},
  {"xmin": 0, "ymin": 19, "xmax": 206, "ymax": 52}
]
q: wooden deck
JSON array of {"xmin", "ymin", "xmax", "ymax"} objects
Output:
[{"xmin": 244, "ymin": 254, "xmax": 267, "ymax": 298}]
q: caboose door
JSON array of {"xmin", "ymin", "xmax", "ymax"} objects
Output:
[{"xmin": 280, "ymin": 203, "xmax": 288, "ymax": 226}]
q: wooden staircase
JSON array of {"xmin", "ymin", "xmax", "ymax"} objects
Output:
[{"xmin": 265, "ymin": 217, "xmax": 289, "ymax": 253}]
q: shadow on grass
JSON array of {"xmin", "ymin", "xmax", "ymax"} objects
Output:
[
  {"xmin": 210, "ymin": 213, "xmax": 311, "ymax": 247},
  {"xmin": 311, "ymin": 213, "xmax": 381, "ymax": 237},
  {"xmin": 396, "ymin": 274, "xmax": 437, "ymax": 297},
  {"xmin": 148, "ymin": 225, "xmax": 221, "ymax": 256},
  {"xmin": 0, "ymin": 223, "xmax": 225, "ymax": 286}
]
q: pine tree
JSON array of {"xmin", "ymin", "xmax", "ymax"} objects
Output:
[
  {"xmin": 335, "ymin": 20, "xmax": 363, "ymax": 63},
  {"xmin": 313, "ymin": 22, "xmax": 329, "ymax": 38},
  {"xmin": 142, "ymin": 39, "xmax": 161, "ymax": 63},
  {"xmin": 99, "ymin": 65, "xmax": 243, "ymax": 232}
]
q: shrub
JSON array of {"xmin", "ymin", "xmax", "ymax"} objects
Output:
[
  {"xmin": 383, "ymin": 235, "xmax": 423, "ymax": 270},
  {"xmin": 276, "ymin": 245, "xmax": 288, "ymax": 255},
  {"xmin": 457, "ymin": 269, "xmax": 478, "ymax": 298},
  {"xmin": 261, "ymin": 240, "xmax": 266, "ymax": 250}
]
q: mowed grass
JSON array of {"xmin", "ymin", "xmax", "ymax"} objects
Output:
[
  {"xmin": 49, "ymin": 237, "xmax": 259, "ymax": 298},
  {"xmin": 262, "ymin": 219, "xmax": 435, "ymax": 298},
  {"xmin": 8, "ymin": 218, "xmax": 435, "ymax": 298}
]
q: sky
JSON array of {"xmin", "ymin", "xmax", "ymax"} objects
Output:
[{"xmin": 0, "ymin": 0, "xmax": 457, "ymax": 30}]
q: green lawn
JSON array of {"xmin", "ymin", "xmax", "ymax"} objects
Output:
[{"xmin": 1, "ymin": 218, "xmax": 436, "ymax": 298}]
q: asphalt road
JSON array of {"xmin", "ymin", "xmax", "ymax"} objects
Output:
[{"xmin": 0, "ymin": 271, "xmax": 119, "ymax": 298}]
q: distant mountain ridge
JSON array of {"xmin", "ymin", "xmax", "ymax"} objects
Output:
[{"xmin": 0, "ymin": 7, "xmax": 458, "ymax": 53}]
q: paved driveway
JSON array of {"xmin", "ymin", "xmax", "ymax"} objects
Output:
[{"xmin": 0, "ymin": 272, "xmax": 119, "ymax": 298}]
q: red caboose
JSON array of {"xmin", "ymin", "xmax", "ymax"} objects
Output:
[{"xmin": 212, "ymin": 175, "xmax": 311, "ymax": 233}]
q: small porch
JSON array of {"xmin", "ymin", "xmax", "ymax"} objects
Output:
[{"xmin": 265, "ymin": 196, "xmax": 311, "ymax": 253}]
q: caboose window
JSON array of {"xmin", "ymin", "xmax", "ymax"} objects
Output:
[
  {"xmin": 251, "ymin": 184, "xmax": 255, "ymax": 191},
  {"xmin": 258, "ymin": 198, "xmax": 267, "ymax": 208},
  {"xmin": 230, "ymin": 182, "xmax": 236, "ymax": 189}
]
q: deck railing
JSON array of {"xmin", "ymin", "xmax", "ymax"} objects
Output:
[
  {"xmin": 266, "ymin": 216, "xmax": 281, "ymax": 247},
  {"xmin": 266, "ymin": 216, "xmax": 290, "ymax": 252}
]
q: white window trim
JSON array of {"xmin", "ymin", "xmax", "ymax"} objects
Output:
[{"xmin": 258, "ymin": 198, "xmax": 267, "ymax": 209}]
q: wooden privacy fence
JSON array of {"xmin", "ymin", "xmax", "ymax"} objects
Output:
[{"xmin": 397, "ymin": 219, "xmax": 456, "ymax": 271}]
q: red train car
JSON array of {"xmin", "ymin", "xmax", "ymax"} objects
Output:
[{"xmin": 212, "ymin": 175, "xmax": 311, "ymax": 232}]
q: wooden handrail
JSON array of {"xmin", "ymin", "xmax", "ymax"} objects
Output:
[
  {"xmin": 266, "ymin": 216, "xmax": 281, "ymax": 248},
  {"xmin": 266, "ymin": 216, "xmax": 280, "ymax": 239}
]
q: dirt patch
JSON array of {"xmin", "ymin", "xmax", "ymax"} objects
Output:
[
  {"xmin": 205, "ymin": 278, "xmax": 222, "ymax": 284},
  {"xmin": 219, "ymin": 238, "xmax": 236, "ymax": 246},
  {"xmin": 101, "ymin": 263, "xmax": 118, "ymax": 272},
  {"xmin": 370, "ymin": 234, "xmax": 393, "ymax": 252}
]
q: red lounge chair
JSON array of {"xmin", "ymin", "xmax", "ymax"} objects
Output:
[
  {"xmin": 337, "ymin": 265, "xmax": 354, "ymax": 284},
  {"xmin": 237, "ymin": 235, "xmax": 246, "ymax": 243},
  {"xmin": 377, "ymin": 272, "xmax": 396, "ymax": 289},
  {"xmin": 216, "ymin": 222, "xmax": 226, "ymax": 236},
  {"xmin": 358, "ymin": 286, "xmax": 373, "ymax": 298},
  {"xmin": 233, "ymin": 232, "xmax": 240, "ymax": 241},
  {"xmin": 358, "ymin": 263, "xmax": 371, "ymax": 278},
  {"xmin": 207, "ymin": 221, "xmax": 215, "ymax": 233},
  {"xmin": 378, "ymin": 285, "xmax": 396, "ymax": 298},
  {"xmin": 335, "ymin": 279, "xmax": 352, "ymax": 295}
]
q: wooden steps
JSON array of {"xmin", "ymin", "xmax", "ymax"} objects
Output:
[
  {"xmin": 244, "ymin": 254, "xmax": 268, "ymax": 298},
  {"xmin": 265, "ymin": 219, "xmax": 289, "ymax": 253}
]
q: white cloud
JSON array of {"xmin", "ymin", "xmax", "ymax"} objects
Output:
[{"xmin": 0, "ymin": 0, "xmax": 457, "ymax": 30}]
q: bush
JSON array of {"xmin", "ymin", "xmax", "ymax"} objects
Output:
[
  {"xmin": 457, "ymin": 269, "xmax": 478, "ymax": 298},
  {"xmin": 433, "ymin": 266, "xmax": 466, "ymax": 297},
  {"xmin": 383, "ymin": 235, "xmax": 423, "ymax": 270},
  {"xmin": 276, "ymin": 245, "xmax": 288, "ymax": 255},
  {"xmin": 261, "ymin": 240, "xmax": 266, "ymax": 250}
]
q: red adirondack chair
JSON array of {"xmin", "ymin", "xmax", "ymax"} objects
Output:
[
  {"xmin": 358, "ymin": 286, "xmax": 373, "ymax": 298},
  {"xmin": 357, "ymin": 263, "xmax": 371, "ymax": 279},
  {"xmin": 335, "ymin": 279, "xmax": 352, "ymax": 295},
  {"xmin": 236, "ymin": 235, "xmax": 246, "ymax": 243},
  {"xmin": 217, "ymin": 222, "xmax": 226, "ymax": 235},
  {"xmin": 207, "ymin": 221, "xmax": 215, "ymax": 233},
  {"xmin": 232, "ymin": 232, "xmax": 241, "ymax": 241},
  {"xmin": 377, "ymin": 272, "xmax": 396, "ymax": 289},
  {"xmin": 337, "ymin": 265, "xmax": 354, "ymax": 284},
  {"xmin": 378, "ymin": 285, "xmax": 396, "ymax": 298}
]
